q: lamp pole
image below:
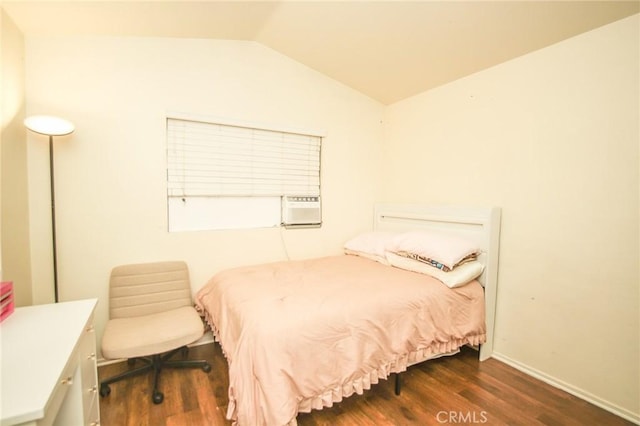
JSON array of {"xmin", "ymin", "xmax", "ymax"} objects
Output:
[{"xmin": 48, "ymin": 135, "xmax": 59, "ymax": 302}]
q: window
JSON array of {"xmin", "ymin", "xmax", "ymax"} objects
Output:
[{"xmin": 167, "ymin": 117, "xmax": 322, "ymax": 231}]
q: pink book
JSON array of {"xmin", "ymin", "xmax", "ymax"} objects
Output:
[{"xmin": 0, "ymin": 281, "xmax": 14, "ymax": 322}]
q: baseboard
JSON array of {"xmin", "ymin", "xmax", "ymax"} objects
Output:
[
  {"xmin": 491, "ymin": 351, "xmax": 639, "ymax": 425},
  {"xmin": 190, "ymin": 331, "xmax": 215, "ymax": 346}
]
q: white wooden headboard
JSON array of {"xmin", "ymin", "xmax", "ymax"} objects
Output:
[{"xmin": 373, "ymin": 204, "xmax": 501, "ymax": 361}]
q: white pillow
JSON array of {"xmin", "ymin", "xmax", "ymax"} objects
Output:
[
  {"xmin": 386, "ymin": 251, "xmax": 484, "ymax": 288},
  {"xmin": 344, "ymin": 249, "xmax": 388, "ymax": 265},
  {"xmin": 344, "ymin": 231, "xmax": 397, "ymax": 264},
  {"xmin": 388, "ymin": 230, "xmax": 479, "ymax": 270}
]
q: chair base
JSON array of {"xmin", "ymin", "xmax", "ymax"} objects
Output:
[{"xmin": 99, "ymin": 346, "xmax": 211, "ymax": 404}]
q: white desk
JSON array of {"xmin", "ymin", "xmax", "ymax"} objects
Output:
[{"xmin": 0, "ymin": 299, "xmax": 100, "ymax": 426}]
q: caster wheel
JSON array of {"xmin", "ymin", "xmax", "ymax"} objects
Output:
[
  {"xmin": 202, "ymin": 363, "xmax": 212, "ymax": 373},
  {"xmin": 99, "ymin": 384, "xmax": 111, "ymax": 397},
  {"xmin": 181, "ymin": 347, "xmax": 189, "ymax": 358},
  {"xmin": 152, "ymin": 391, "xmax": 164, "ymax": 404}
]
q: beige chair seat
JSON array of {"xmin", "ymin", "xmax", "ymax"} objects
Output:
[{"xmin": 102, "ymin": 306, "xmax": 204, "ymax": 359}]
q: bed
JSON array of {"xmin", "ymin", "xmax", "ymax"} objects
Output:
[{"xmin": 195, "ymin": 204, "xmax": 501, "ymax": 426}]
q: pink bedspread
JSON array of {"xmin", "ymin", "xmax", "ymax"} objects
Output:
[{"xmin": 195, "ymin": 255, "xmax": 486, "ymax": 425}]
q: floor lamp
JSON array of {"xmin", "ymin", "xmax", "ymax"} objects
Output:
[{"xmin": 24, "ymin": 115, "xmax": 75, "ymax": 303}]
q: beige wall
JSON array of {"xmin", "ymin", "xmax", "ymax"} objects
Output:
[
  {"xmin": 23, "ymin": 35, "xmax": 384, "ymax": 354},
  {"xmin": 383, "ymin": 14, "xmax": 639, "ymax": 420},
  {"xmin": 1, "ymin": 8, "xmax": 32, "ymax": 306}
]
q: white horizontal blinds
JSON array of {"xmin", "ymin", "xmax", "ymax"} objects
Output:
[{"xmin": 167, "ymin": 118, "xmax": 321, "ymax": 198}]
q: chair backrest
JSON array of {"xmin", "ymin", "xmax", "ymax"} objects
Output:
[{"xmin": 109, "ymin": 261, "xmax": 193, "ymax": 319}]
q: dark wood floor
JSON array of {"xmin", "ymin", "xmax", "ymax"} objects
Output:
[{"xmin": 98, "ymin": 343, "xmax": 632, "ymax": 426}]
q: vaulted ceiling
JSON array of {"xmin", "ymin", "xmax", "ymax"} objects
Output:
[{"xmin": 3, "ymin": 1, "xmax": 638, "ymax": 104}]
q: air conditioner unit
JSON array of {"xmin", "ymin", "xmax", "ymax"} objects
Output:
[{"xmin": 282, "ymin": 196, "xmax": 321, "ymax": 228}]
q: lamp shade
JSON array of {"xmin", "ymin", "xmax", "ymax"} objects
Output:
[{"xmin": 24, "ymin": 115, "xmax": 75, "ymax": 136}]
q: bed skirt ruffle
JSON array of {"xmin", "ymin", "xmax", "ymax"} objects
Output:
[
  {"xmin": 294, "ymin": 334, "xmax": 485, "ymax": 419},
  {"xmin": 201, "ymin": 302, "xmax": 486, "ymax": 426}
]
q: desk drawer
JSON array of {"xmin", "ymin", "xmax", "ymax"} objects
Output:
[
  {"xmin": 51, "ymin": 364, "xmax": 82, "ymax": 426},
  {"xmin": 86, "ymin": 396, "xmax": 100, "ymax": 426},
  {"xmin": 80, "ymin": 317, "xmax": 99, "ymax": 421}
]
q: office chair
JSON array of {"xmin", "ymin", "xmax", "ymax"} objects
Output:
[{"xmin": 99, "ymin": 261, "xmax": 211, "ymax": 404}]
